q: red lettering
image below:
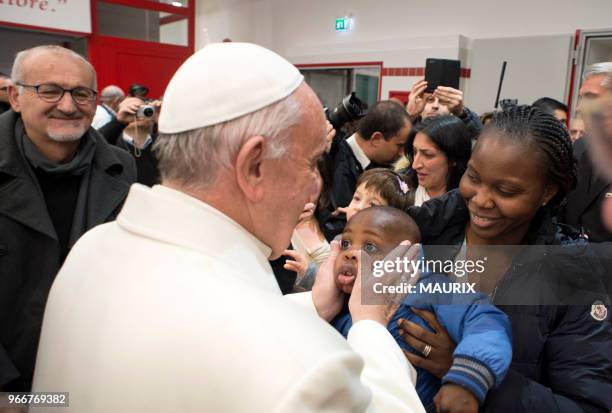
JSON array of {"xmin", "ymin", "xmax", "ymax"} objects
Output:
[
  {"xmin": 0, "ymin": 0, "xmax": 52, "ymax": 10},
  {"xmin": 0, "ymin": 0, "xmax": 53, "ymax": 11}
]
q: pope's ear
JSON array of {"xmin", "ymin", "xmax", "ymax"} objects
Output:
[{"xmin": 235, "ymin": 136, "xmax": 266, "ymax": 202}]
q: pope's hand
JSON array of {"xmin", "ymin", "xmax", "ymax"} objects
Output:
[
  {"xmin": 311, "ymin": 240, "xmax": 344, "ymax": 321},
  {"xmin": 349, "ymin": 241, "xmax": 421, "ymax": 327}
]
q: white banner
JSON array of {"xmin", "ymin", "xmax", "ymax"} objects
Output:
[{"xmin": 0, "ymin": 0, "xmax": 91, "ymax": 34}]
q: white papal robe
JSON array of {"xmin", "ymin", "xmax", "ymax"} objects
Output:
[{"xmin": 31, "ymin": 184, "xmax": 424, "ymax": 413}]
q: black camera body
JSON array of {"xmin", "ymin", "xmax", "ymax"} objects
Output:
[{"xmin": 325, "ymin": 92, "xmax": 368, "ymax": 130}]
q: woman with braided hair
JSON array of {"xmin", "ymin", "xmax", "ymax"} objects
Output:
[{"xmin": 397, "ymin": 105, "xmax": 612, "ymax": 412}]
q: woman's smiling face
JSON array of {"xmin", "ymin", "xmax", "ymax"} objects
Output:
[{"xmin": 460, "ymin": 134, "xmax": 557, "ymax": 245}]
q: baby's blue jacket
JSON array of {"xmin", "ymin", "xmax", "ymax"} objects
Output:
[{"xmin": 332, "ymin": 272, "xmax": 512, "ymax": 411}]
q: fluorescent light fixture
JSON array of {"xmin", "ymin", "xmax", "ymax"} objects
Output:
[{"xmin": 171, "ymin": 1, "xmax": 183, "ymax": 6}]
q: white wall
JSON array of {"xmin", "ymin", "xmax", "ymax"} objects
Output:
[
  {"xmin": 195, "ymin": 0, "xmax": 612, "ymax": 113},
  {"xmin": 268, "ymin": 0, "xmax": 612, "ymax": 52},
  {"xmin": 197, "ymin": 0, "xmax": 612, "ymax": 52},
  {"xmin": 467, "ymin": 35, "xmax": 573, "ymax": 114},
  {"xmin": 196, "ymin": 0, "xmax": 274, "ymax": 48}
]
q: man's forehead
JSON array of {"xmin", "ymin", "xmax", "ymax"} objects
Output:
[
  {"xmin": 581, "ymin": 74, "xmax": 611, "ymax": 95},
  {"xmin": 22, "ymin": 51, "xmax": 92, "ymax": 84}
]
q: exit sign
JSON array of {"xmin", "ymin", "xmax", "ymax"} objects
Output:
[{"xmin": 335, "ymin": 17, "xmax": 352, "ymax": 31}]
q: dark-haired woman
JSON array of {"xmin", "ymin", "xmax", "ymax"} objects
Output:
[
  {"xmin": 398, "ymin": 115, "xmax": 472, "ymax": 206},
  {"xmin": 400, "ymin": 106, "xmax": 612, "ymax": 412}
]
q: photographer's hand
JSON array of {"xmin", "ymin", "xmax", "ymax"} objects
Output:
[
  {"xmin": 149, "ymin": 99, "xmax": 163, "ymax": 123},
  {"xmin": 116, "ymin": 97, "xmax": 144, "ymax": 124},
  {"xmin": 406, "ymin": 79, "xmax": 428, "ymax": 119},
  {"xmin": 434, "ymin": 86, "xmax": 465, "ymax": 116}
]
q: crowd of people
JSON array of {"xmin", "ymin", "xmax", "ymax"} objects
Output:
[{"xmin": 0, "ymin": 42, "xmax": 610, "ymax": 413}]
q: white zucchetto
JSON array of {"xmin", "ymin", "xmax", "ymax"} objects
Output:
[{"xmin": 158, "ymin": 42, "xmax": 304, "ymax": 134}]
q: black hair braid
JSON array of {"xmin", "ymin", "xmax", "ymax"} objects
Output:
[{"xmin": 487, "ymin": 105, "xmax": 577, "ymax": 212}]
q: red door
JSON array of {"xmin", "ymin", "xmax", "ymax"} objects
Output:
[
  {"xmin": 89, "ymin": 0, "xmax": 195, "ymax": 98},
  {"xmin": 90, "ymin": 36, "xmax": 192, "ymax": 99}
]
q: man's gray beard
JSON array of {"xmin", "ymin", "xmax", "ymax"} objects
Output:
[{"xmin": 47, "ymin": 126, "xmax": 88, "ymax": 142}]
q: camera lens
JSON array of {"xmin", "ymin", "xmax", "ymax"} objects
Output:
[
  {"xmin": 137, "ymin": 105, "xmax": 155, "ymax": 118},
  {"xmin": 326, "ymin": 92, "xmax": 368, "ymax": 130}
]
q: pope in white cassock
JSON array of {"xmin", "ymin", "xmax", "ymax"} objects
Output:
[{"xmin": 31, "ymin": 43, "xmax": 425, "ymax": 412}]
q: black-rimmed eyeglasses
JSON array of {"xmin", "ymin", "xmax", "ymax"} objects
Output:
[{"xmin": 16, "ymin": 82, "xmax": 97, "ymax": 105}]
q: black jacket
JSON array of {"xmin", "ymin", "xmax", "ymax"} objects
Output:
[
  {"xmin": 330, "ymin": 138, "xmax": 363, "ymax": 211},
  {"xmin": 0, "ymin": 102, "xmax": 10, "ymax": 116},
  {"xmin": 98, "ymin": 116, "xmax": 127, "ymax": 145},
  {"xmin": 115, "ymin": 135, "xmax": 160, "ymax": 187},
  {"xmin": 408, "ymin": 190, "xmax": 612, "ymax": 412},
  {"xmin": 0, "ymin": 111, "xmax": 136, "ymax": 391},
  {"xmin": 319, "ymin": 138, "xmax": 362, "ymax": 241},
  {"xmin": 561, "ymin": 138, "xmax": 612, "ymax": 242}
]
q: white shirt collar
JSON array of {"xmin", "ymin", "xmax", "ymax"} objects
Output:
[
  {"xmin": 347, "ymin": 133, "xmax": 371, "ymax": 170},
  {"xmin": 122, "ymin": 132, "xmax": 153, "ymax": 150},
  {"xmin": 117, "ymin": 184, "xmax": 279, "ymax": 294}
]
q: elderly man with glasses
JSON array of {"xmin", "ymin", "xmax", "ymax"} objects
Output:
[{"xmin": 0, "ymin": 45, "xmax": 135, "ymax": 393}]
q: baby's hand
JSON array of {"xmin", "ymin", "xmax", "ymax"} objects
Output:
[
  {"xmin": 331, "ymin": 206, "xmax": 348, "ymax": 217},
  {"xmin": 434, "ymin": 384, "xmax": 478, "ymax": 413},
  {"xmin": 283, "ymin": 250, "xmax": 309, "ymax": 279}
]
